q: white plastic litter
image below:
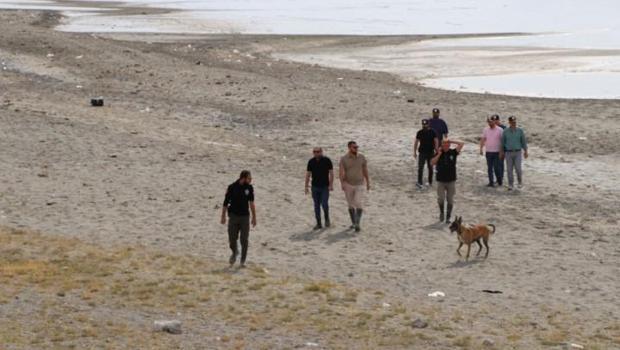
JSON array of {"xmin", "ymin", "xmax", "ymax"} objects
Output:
[{"xmin": 428, "ymin": 291, "xmax": 445, "ymax": 298}]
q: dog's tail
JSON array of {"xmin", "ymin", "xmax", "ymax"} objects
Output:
[{"xmin": 488, "ymin": 224, "xmax": 496, "ymax": 234}]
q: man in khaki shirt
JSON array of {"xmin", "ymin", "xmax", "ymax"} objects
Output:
[{"xmin": 339, "ymin": 141, "xmax": 370, "ymax": 232}]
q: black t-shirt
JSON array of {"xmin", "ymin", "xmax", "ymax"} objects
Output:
[
  {"xmin": 436, "ymin": 149, "xmax": 459, "ymax": 182},
  {"xmin": 223, "ymin": 180, "xmax": 254, "ymax": 216},
  {"xmin": 307, "ymin": 156, "xmax": 333, "ymax": 187},
  {"xmin": 416, "ymin": 128, "xmax": 437, "ymax": 154}
]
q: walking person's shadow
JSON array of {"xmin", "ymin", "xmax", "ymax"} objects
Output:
[
  {"xmin": 290, "ymin": 228, "xmax": 326, "ymax": 242},
  {"xmin": 324, "ymin": 228, "xmax": 356, "ymax": 244}
]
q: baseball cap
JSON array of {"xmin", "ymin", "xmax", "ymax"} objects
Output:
[
  {"xmin": 421, "ymin": 119, "xmax": 429, "ymax": 126},
  {"xmin": 432, "ymin": 108, "xmax": 440, "ymax": 113},
  {"xmin": 508, "ymin": 116, "xmax": 517, "ymax": 122},
  {"xmin": 490, "ymin": 114, "xmax": 500, "ymax": 121}
]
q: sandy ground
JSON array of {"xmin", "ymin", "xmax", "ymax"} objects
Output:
[{"xmin": 1, "ymin": 7, "xmax": 619, "ymax": 349}]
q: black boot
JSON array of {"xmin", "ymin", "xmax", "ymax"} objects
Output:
[
  {"xmin": 355, "ymin": 209, "xmax": 363, "ymax": 232},
  {"xmin": 348, "ymin": 208, "xmax": 356, "ymax": 229},
  {"xmin": 446, "ymin": 204, "xmax": 453, "ymax": 224},
  {"xmin": 438, "ymin": 202, "xmax": 445, "ymax": 222}
]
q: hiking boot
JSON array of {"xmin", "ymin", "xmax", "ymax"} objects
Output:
[
  {"xmin": 355, "ymin": 209, "xmax": 363, "ymax": 231},
  {"xmin": 229, "ymin": 253, "xmax": 237, "ymax": 266},
  {"xmin": 325, "ymin": 219, "xmax": 331, "ymax": 228},
  {"xmin": 416, "ymin": 183, "xmax": 423, "ymax": 190},
  {"xmin": 438, "ymin": 203, "xmax": 445, "ymax": 222},
  {"xmin": 313, "ymin": 224, "xmax": 322, "ymax": 230},
  {"xmin": 348, "ymin": 208, "xmax": 356, "ymax": 229},
  {"xmin": 446, "ymin": 204, "xmax": 453, "ymax": 224},
  {"xmin": 486, "ymin": 183, "xmax": 494, "ymax": 187}
]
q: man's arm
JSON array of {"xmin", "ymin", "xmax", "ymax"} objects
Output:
[
  {"xmin": 452, "ymin": 139, "xmax": 465, "ymax": 153},
  {"xmin": 305, "ymin": 171, "xmax": 311, "ymax": 195},
  {"xmin": 362, "ymin": 162, "xmax": 370, "ymax": 191},
  {"xmin": 521, "ymin": 129, "xmax": 528, "ymax": 159},
  {"xmin": 479, "ymin": 135, "xmax": 486, "ymax": 156},
  {"xmin": 339, "ymin": 159, "xmax": 346, "ymax": 190},
  {"xmin": 431, "ymin": 148, "xmax": 442, "ymax": 166},
  {"xmin": 499, "ymin": 132, "xmax": 506, "ymax": 160},
  {"xmin": 250, "ymin": 202, "xmax": 257, "ymax": 227},
  {"xmin": 220, "ymin": 187, "xmax": 230, "ymax": 225},
  {"xmin": 328, "ymin": 169, "xmax": 334, "ymax": 191},
  {"xmin": 413, "ymin": 138, "xmax": 419, "ymax": 159}
]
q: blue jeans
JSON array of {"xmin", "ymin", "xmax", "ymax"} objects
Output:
[
  {"xmin": 485, "ymin": 152, "xmax": 503, "ymax": 185},
  {"xmin": 312, "ymin": 186, "xmax": 330, "ymax": 225}
]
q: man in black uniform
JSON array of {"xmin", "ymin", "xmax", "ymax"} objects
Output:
[
  {"xmin": 413, "ymin": 119, "xmax": 438, "ymax": 189},
  {"xmin": 221, "ymin": 170, "xmax": 256, "ymax": 267},
  {"xmin": 305, "ymin": 147, "xmax": 334, "ymax": 229},
  {"xmin": 432, "ymin": 139, "xmax": 464, "ymax": 223}
]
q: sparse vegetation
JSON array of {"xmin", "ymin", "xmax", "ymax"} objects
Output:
[{"xmin": 1, "ymin": 226, "xmax": 618, "ymax": 349}]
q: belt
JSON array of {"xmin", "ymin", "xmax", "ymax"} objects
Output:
[{"xmin": 506, "ymin": 149, "xmax": 521, "ymax": 152}]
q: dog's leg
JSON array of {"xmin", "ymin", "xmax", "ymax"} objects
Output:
[
  {"xmin": 465, "ymin": 244, "xmax": 471, "ymax": 261},
  {"xmin": 475, "ymin": 239, "xmax": 483, "ymax": 256},
  {"xmin": 456, "ymin": 242, "xmax": 463, "ymax": 256},
  {"xmin": 483, "ymin": 237, "xmax": 490, "ymax": 258}
]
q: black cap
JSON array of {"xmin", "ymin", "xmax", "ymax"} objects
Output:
[
  {"xmin": 490, "ymin": 114, "xmax": 500, "ymax": 121},
  {"xmin": 432, "ymin": 108, "xmax": 440, "ymax": 113},
  {"xmin": 422, "ymin": 119, "xmax": 429, "ymax": 126},
  {"xmin": 508, "ymin": 116, "xmax": 517, "ymax": 122}
]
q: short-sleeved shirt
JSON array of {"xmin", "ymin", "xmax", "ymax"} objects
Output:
[
  {"xmin": 416, "ymin": 128, "xmax": 437, "ymax": 154},
  {"xmin": 223, "ymin": 180, "xmax": 254, "ymax": 216},
  {"xmin": 436, "ymin": 149, "xmax": 459, "ymax": 183},
  {"xmin": 428, "ymin": 118, "xmax": 449, "ymax": 141},
  {"xmin": 307, "ymin": 156, "xmax": 333, "ymax": 187},
  {"xmin": 482, "ymin": 126, "xmax": 503, "ymax": 153},
  {"xmin": 501, "ymin": 127, "xmax": 528, "ymax": 151},
  {"xmin": 339, "ymin": 153, "xmax": 367, "ymax": 186}
]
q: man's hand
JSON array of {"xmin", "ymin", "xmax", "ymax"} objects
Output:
[
  {"xmin": 524, "ymin": 150, "xmax": 529, "ymax": 159},
  {"xmin": 329, "ymin": 185, "xmax": 334, "ymax": 191},
  {"xmin": 413, "ymin": 152, "xmax": 417, "ymax": 159},
  {"xmin": 479, "ymin": 149, "xmax": 483, "ymax": 156},
  {"xmin": 220, "ymin": 215, "xmax": 226, "ymax": 225},
  {"xmin": 366, "ymin": 183, "xmax": 371, "ymax": 191},
  {"xmin": 251, "ymin": 216, "xmax": 257, "ymax": 227},
  {"xmin": 304, "ymin": 187, "xmax": 309, "ymax": 195},
  {"xmin": 499, "ymin": 152, "xmax": 505, "ymax": 160}
]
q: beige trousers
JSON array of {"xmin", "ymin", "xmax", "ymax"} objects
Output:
[{"xmin": 343, "ymin": 182, "xmax": 365, "ymax": 209}]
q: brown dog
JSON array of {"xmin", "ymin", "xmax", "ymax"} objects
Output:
[{"xmin": 449, "ymin": 216, "xmax": 496, "ymax": 260}]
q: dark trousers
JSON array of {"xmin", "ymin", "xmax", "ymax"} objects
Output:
[
  {"xmin": 311, "ymin": 186, "xmax": 330, "ymax": 225},
  {"xmin": 417, "ymin": 152, "xmax": 434, "ymax": 185},
  {"xmin": 228, "ymin": 213, "xmax": 250, "ymax": 263},
  {"xmin": 485, "ymin": 152, "xmax": 503, "ymax": 185}
]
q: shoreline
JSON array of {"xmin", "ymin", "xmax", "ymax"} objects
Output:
[
  {"xmin": 9, "ymin": 1, "xmax": 620, "ymax": 99},
  {"xmin": 1, "ymin": 7, "xmax": 619, "ymax": 349}
]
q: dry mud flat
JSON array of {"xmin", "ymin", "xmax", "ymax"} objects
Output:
[{"xmin": 0, "ymin": 8, "xmax": 619, "ymax": 349}]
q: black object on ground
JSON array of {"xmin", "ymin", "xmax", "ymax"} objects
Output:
[
  {"xmin": 90, "ymin": 97, "xmax": 104, "ymax": 107},
  {"xmin": 482, "ymin": 290, "xmax": 503, "ymax": 294}
]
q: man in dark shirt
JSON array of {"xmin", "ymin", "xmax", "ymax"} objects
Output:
[
  {"xmin": 413, "ymin": 119, "xmax": 438, "ymax": 189},
  {"xmin": 221, "ymin": 170, "xmax": 256, "ymax": 267},
  {"xmin": 432, "ymin": 139, "xmax": 464, "ymax": 223},
  {"xmin": 305, "ymin": 147, "xmax": 334, "ymax": 229},
  {"xmin": 428, "ymin": 108, "xmax": 449, "ymax": 144}
]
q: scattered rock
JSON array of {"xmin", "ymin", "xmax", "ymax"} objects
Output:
[
  {"xmin": 411, "ymin": 318, "xmax": 428, "ymax": 329},
  {"xmin": 407, "ymin": 98, "xmax": 415, "ymax": 103},
  {"xmin": 46, "ymin": 201, "xmax": 57, "ymax": 206},
  {"xmin": 153, "ymin": 320, "xmax": 182, "ymax": 334},
  {"xmin": 56, "ymin": 291, "xmax": 65, "ymax": 297},
  {"xmin": 482, "ymin": 339, "xmax": 494, "ymax": 347}
]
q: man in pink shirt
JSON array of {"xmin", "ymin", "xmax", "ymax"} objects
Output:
[{"xmin": 479, "ymin": 115, "xmax": 504, "ymax": 187}]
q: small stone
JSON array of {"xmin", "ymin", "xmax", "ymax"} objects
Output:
[
  {"xmin": 153, "ymin": 320, "xmax": 182, "ymax": 334},
  {"xmin": 411, "ymin": 318, "xmax": 428, "ymax": 329},
  {"xmin": 407, "ymin": 99, "xmax": 415, "ymax": 103},
  {"xmin": 482, "ymin": 339, "xmax": 494, "ymax": 347},
  {"xmin": 57, "ymin": 291, "xmax": 65, "ymax": 297}
]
